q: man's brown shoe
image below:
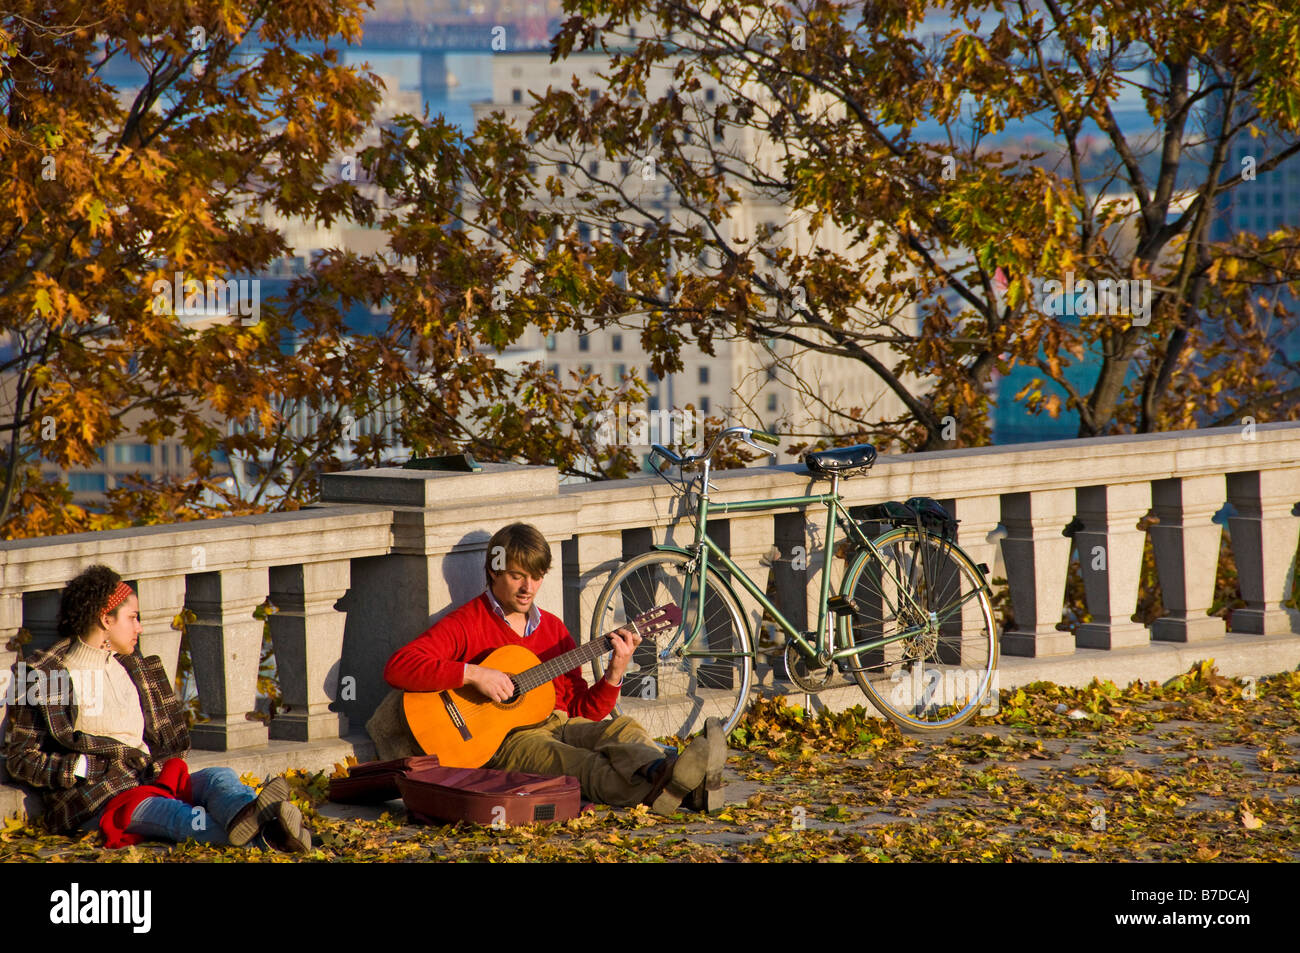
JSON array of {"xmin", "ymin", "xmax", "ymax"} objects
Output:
[
  {"xmin": 646, "ymin": 717, "xmax": 727, "ymax": 816},
  {"xmin": 676, "ymin": 717, "xmax": 727, "ymax": 812},
  {"xmin": 684, "ymin": 782, "xmax": 728, "ymax": 813},
  {"xmin": 641, "ymin": 754, "xmax": 681, "ymax": 815}
]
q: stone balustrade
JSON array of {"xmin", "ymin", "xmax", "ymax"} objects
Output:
[{"xmin": 2, "ymin": 424, "xmax": 1299, "ymax": 818}]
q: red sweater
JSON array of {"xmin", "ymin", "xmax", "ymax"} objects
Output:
[{"xmin": 383, "ymin": 593, "xmax": 621, "ymax": 722}]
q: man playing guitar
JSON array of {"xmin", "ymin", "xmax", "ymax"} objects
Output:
[{"xmin": 376, "ymin": 522, "xmax": 726, "ymax": 814}]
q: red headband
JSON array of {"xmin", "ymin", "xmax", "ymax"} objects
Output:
[{"xmin": 104, "ymin": 581, "xmax": 133, "ymax": 614}]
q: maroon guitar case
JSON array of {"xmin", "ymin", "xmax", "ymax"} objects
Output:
[
  {"xmin": 397, "ymin": 764, "xmax": 584, "ymax": 826},
  {"xmin": 327, "ymin": 755, "xmax": 444, "ymax": 804}
]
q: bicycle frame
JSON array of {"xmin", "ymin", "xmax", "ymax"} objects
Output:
[{"xmin": 664, "ymin": 460, "xmax": 935, "ymax": 667}]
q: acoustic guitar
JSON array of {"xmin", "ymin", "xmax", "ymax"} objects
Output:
[{"xmin": 402, "ymin": 604, "xmax": 682, "ymax": 768}]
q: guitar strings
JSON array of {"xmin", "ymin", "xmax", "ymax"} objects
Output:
[{"xmin": 441, "ymin": 614, "xmax": 670, "ymax": 716}]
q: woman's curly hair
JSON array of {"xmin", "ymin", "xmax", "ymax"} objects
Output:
[{"xmin": 57, "ymin": 565, "xmax": 126, "ymax": 641}]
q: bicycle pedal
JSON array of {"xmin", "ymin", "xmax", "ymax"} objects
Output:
[{"xmin": 827, "ymin": 595, "xmax": 860, "ymax": 616}]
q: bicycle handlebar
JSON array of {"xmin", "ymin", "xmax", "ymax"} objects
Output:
[
  {"xmin": 649, "ymin": 443, "xmax": 681, "ymax": 466},
  {"xmin": 650, "ymin": 426, "xmax": 780, "ymax": 469}
]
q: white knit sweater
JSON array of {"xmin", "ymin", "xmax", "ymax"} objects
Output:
[{"xmin": 64, "ymin": 637, "xmax": 145, "ymax": 749}]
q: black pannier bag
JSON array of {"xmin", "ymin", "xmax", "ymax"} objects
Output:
[
  {"xmin": 848, "ymin": 497, "xmax": 959, "ymax": 543},
  {"xmin": 904, "ymin": 497, "xmax": 959, "ymax": 542}
]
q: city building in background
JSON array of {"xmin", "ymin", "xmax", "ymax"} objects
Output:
[
  {"xmin": 472, "ymin": 49, "xmax": 918, "ymax": 466},
  {"xmin": 35, "ymin": 5, "xmax": 1300, "ymax": 508}
]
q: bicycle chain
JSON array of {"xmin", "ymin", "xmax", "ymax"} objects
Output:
[{"xmin": 782, "ymin": 641, "xmax": 837, "ymax": 692}]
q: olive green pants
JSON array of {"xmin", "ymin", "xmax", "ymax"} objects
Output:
[{"xmin": 485, "ymin": 711, "xmax": 667, "ymax": 806}]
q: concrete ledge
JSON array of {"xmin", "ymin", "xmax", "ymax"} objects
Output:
[
  {"xmin": 5, "ymin": 633, "xmax": 1297, "ymax": 822},
  {"xmin": 0, "ymin": 733, "xmax": 376, "ymax": 823},
  {"xmin": 779, "ymin": 632, "xmax": 1300, "ymax": 715},
  {"xmin": 320, "ymin": 463, "xmax": 558, "ymax": 507}
]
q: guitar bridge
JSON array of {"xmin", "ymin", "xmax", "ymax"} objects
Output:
[{"xmin": 439, "ymin": 691, "xmax": 473, "ymax": 741}]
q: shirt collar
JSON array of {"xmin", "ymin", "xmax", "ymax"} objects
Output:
[
  {"xmin": 484, "ymin": 587, "xmax": 541, "ymax": 638},
  {"xmin": 65, "ymin": 637, "xmax": 115, "ymax": 668}
]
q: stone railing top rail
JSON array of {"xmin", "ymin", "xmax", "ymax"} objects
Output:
[
  {"xmin": 3, "ymin": 423, "xmax": 1297, "ymax": 591},
  {"xmin": 0, "ymin": 506, "xmax": 395, "ymax": 590}
]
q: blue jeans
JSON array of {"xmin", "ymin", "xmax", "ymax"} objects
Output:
[{"xmin": 84, "ymin": 767, "xmax": 258, "ymax": 846}]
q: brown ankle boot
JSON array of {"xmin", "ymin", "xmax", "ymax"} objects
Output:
[
  {"xmin": 643, "ymin": 717, "xmax": 728, "ymax": 816},
  {"xmin": 641, "ymin": 754, "xmax": 682, "ymax": 815}
]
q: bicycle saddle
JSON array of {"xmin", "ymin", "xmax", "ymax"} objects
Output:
[{"xmin": 803, "ymin": 444, "xmax": 877, "ymax": 476}]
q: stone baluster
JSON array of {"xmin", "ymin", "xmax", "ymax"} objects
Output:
[
  {"xmin": 999, "ymin": 490, "xmax": 1075, "ymax": 657},
  {"xmin": 951, "ymin": 496, "xmax": 1003, "ymax": 581},
  {"xmin": 716, "ymin": 514, "xmax": 777, "ymax": 639},
  {"xmin": 267, "ymin": 561, "xmax": 351, "ymax": 742},
  {"xmin": 602, "ymin": 525, "xmax": 682, "ymax": 698},
  {"xmin": 0, "ymin": 592, "xmax": 22, "ymax": 727},
  {"xmin": 1226, "ymin": 470, "xmax": 1300, "ymax": 635},
  {"xmin": 949, "ymin": 496, "xmax": 1003, "ymax": 668},
  {"xmin": 770, "ymin": 513, "xmax": 813, "ymax": 644},
  {"xmin": 1149, "ymin": 475, "xmax": 1227, "ymax": 642},
  {"xmin": 135, "ymin": 575, "xmax": 187, "ymax": 684},
  {"xmin": 711, "ymin": 514, "xmax": 775, "ymax": 693},
  {"xmin": 185, "ymin": 569, "xmax": 270, "ymax": 750},
  {"xmin": 21, "ymin": 590, "xmax": 60, "ymax": 654},
  {"xmin": 1074, "ymin": 483, "xmax": 1152, "ymax": 649},
  {"xmin": 561, "ymin": 531, "xmax": 624, "ymax": 646}
]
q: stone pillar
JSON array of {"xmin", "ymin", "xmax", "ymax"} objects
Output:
[
  {"xmin": 1074, "ymin": 483, "xmax": 1152, "ymax": 649},
  {"xmin": 771, "ymin": 513, "xmax": 812, "ymax": 640},
  {"xmin": 605, "ymin": 525, "xmax": 684, "ymax": 698},
  {"xmin": 562, "ymin": 531, "xmax": 624, "ymax": 646},
  {"xmin": 0, "ymin": 592, "xmax": 22, "ymax": 727},
  {"xmin": 951, "ymin": 496, "xmax": 1003, "ymax": 580},
  {"xmin": 717, "ymin": 514, "xmax": 775, "ymax": 639},
  {"xmin": 21, "ymin": 590, "xmax": 60, "ymax": 654},
  {"xmin": 1149, "ymin": 475, "xmax": 1227, "ymax": 642},
  {"xmin": 723, "ymin": 513, "xmax": 778, "ymax": 684},
  {"xmin": 186, "ymin": 569, "xmax": 270, "ymax": 751},
  {"xmin": 1226, "ymin": 469, "xmax": 1300, "ymax": 635},
  {"xmin": 267, "ymin": 561, "xmax": 351, "ymax": 742},
  {"xmin": 999, "ymin": 490, "xmax": 1075, "ymax": 657},
  {"xmin": 950, "ymin": 496, "xmax": 1003, "ymax": 657},
  {"xmin": 134, "ymin": 575, "xmax": 187, "ymax": 684}
]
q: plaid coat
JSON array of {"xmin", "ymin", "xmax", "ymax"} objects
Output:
[{"xmin": 3, "ymin": 638, "xmax": 190, "ymax": 832}]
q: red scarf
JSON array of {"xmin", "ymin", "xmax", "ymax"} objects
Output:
[{"xmin": 98, "ymin": 758, "xmax": 193, "ymax": 848}]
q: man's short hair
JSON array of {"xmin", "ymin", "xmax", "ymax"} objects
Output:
[{"xmin": 484, "ymin": 523, "xmax": 552, "ymax": 584}]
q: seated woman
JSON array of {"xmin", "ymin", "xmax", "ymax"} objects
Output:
[{"xmin": 4, "ymin": 565, "xmax": 310, "ymax": 852}]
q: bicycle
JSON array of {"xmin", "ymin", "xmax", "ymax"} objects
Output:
[{"xmin": 588, "ymin": 426, "xmax": 999, "ymax": 739}]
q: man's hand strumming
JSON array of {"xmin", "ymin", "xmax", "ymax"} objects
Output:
[{"xmin": 463, "ymin": 664, "xmax": 517, "ymax": 702}]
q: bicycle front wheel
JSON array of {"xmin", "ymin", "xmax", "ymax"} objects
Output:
[
  {"xmin": 590, "ymin": 550, "xmax": 753, "ymax": 740},
  {"xmin": 839, "ymin": 526, "xmax": 998, "ymax": 730}
]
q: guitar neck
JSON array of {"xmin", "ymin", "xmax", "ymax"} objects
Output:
[{"xmin": 512, "ymin": 624, "xmax": 636, "ymax": 695}]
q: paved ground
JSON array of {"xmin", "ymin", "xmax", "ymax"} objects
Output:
[{"xmin": 3, "ymin": 662, "xmax": 1297, "ymax": 862}]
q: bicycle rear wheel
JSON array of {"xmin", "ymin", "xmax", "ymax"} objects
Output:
[
  {"xmin": 590, "ymin": 550, "xmax": 753, "ymax": 740},
  {"xmin": 839, "ymin": 526, "xmax": 998, "ymax": 730}
]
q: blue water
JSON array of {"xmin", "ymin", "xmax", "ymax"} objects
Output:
[{"xmin": 342, "ymin": 51, "xmax": 493, "ymax": 131}]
